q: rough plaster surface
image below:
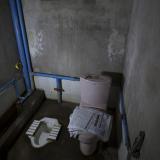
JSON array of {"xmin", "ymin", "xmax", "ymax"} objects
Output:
[
  {"xmin": 0, "ymin": 79, "xmax": 25, "ymax": 116},
  {"xmin": 123, "ymin": 0, "xmax": 160, "ymax": 159},
  {"xmin": 22, "ymin": 0, "xmax": 132, "ymax": 76},
  {"xmin": 0, "ymin": 1, "xmax": 25, "ymax": 114},
  {"xmin": 0, "ymin": 0, "xmax": 19, "ymax": 84}
]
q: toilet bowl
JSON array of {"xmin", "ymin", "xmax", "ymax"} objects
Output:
[
  {"xmin": 78, "ymin": 75, "xmax": 112, "ymax": 155},
  {"xmin": 26, "ymin": 117, "xmax": 61, "ymax": 148}
]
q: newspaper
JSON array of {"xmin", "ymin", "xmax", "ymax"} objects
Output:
[{"xmin": 68, "ymin": 106, "xmax": 112, "ymax": 142}]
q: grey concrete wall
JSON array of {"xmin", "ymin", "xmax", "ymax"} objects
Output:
[
  {"xmin": 0, "ymin": 0, "xmax": 19, "ymax": 84},
  {"xmin": 122, "ymin": 0, "xmax": 160, "ymax": 159},
  {"xmin": 0, "ymin": 0, "xmax": 25, "ymax": 115},
  {"xmin": 22, "ymin": 0, "xmax": 132, "ymax": 77}
]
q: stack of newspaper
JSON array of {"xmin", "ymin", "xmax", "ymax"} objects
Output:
[{"xmin": 68, "ymin": 106, "xmax": 112, "ymax": 142}]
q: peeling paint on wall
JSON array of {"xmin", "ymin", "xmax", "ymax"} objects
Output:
[{"xmin": 108, "ymin": 29, "xmax": 125, "ymax": 62}]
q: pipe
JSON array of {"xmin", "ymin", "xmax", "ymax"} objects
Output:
[
  {"xmin": 0, "ymin": 78, "xmax": 20, "ymax": 99},
  {"xmin": 31, "ymin": 72, "xmax": 80, "ymax": 81},
  {"xmin": 9, "ymin": 0, "xmax": 31, "ymax": 92},
  {"xmin": 56, "ymin": 79, "xmax": 62, "ymax": 103},
  {"xmin": 0, "ymin": 78, "xmax": 31, "ymax": 102},
  {"xmin": 0, "ymin": 79, "xmax": 16, "ymax": 93},
  {"xmin": 13, "ymin": 79, "xmax": 20, "ymax": 98},
  {"xmin": 119, "ymin": 91, "xmax": 131, "ymax": 150},
  {"xmin": 15, "ymin": 0, "xmax": 34, "ymax": 89},
  {"xmin": 18, "ymin": 92, "xmax": 32, "ymax": 103}
]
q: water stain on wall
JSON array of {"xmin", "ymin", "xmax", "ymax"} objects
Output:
[
  {"xmin": 108, "ymin": 29, "xmax": 125, "ymax": 62},
  {"xmin": 22, "ymin": 0, "xmax": 132, "ymax": 76},
  {"xmin": 29, "ymin": 30, "xmax": 44, "ymax": 59}
]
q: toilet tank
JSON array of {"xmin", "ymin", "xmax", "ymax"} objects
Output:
[{"xmin": 80, "ymin": 75, "xmax": 112, "ymax": 110}]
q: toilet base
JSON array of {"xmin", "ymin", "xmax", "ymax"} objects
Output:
[
  {"xmin": 79, "ymin": 133, "xmax": 98, "ymax": 156},
  {"xmin": 80, "ymin": 142, "xmax": 97, "ymax": 156}
]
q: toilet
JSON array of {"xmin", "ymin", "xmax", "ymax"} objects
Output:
[
  {"xmin": 26, "ymin": 117, "xmax": 61, "ymax": 148},
  {"xmin": 78, "ymin": 75, "xmax": 112, "ymax": 156}
]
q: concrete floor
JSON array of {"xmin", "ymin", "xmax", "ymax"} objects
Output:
[{"xmin": 7, "ymin": 100, "xmax": 118, "ymax": 160}]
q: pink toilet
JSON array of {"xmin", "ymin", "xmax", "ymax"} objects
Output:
[{"xmin": 78, "ymin": 75, "xmax": 112, "ymax": 156}]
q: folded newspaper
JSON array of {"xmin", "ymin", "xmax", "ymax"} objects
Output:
[{"xmin": 68, "ymin": 106, "xmax": 112, "ymax": 142}]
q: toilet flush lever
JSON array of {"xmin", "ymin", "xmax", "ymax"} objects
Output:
[{"xmin": 131, "ymin": 131, "xmax": 145, "ymax": 159}]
